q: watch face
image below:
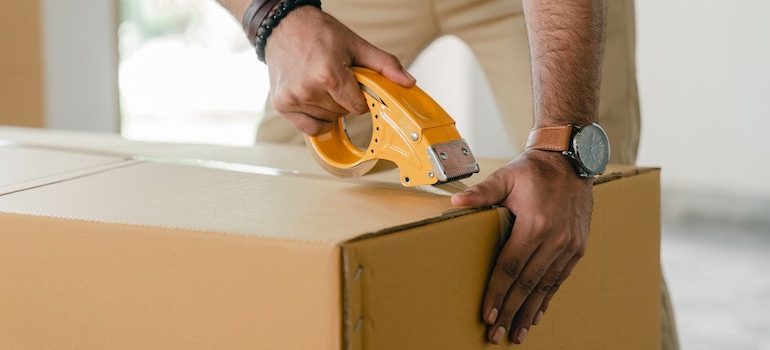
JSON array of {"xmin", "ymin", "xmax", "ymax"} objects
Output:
[{"xmin": 573, "ymin": 123, "xmax": 610, "ymax": 175}]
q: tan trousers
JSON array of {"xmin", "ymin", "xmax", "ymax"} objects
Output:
[
  {"xmin": 255, "ymin": 0, "xmax": 639, "ymax": 163},
  {"xmin": 255, "ymin": 0, "xmax": 677, "ymax": 348}
]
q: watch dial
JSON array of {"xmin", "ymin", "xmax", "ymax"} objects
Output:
[{"xmin": 573, "ymin": 124, "xmax": 610, "ymax": 174}]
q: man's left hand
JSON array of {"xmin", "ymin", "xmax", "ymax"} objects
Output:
[{"xmin": 451, "ymin": 149, "xmax": 593, "ymax": 345}]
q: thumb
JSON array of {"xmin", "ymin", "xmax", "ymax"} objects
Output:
[
  {"xmin": 451, "ymin": 173, "xmax": 510, "ymax": 208},
  {"xmin": 352, "ymin": 40, "xmax": 416, "ymax": 87}
]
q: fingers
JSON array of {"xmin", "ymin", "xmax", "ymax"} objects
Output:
[
  {"xmin": 481, "ymin": 220, "xmax": 539, "ymax": 344},
  {"xmin": 352, "ymin": 39, "xmax": 416, "ymax": 87},
  {"xmin": 506, "ymin": 232, "xmax": 586, "ymax": 345},
  {"xmin": 540, "ymin": 252, "xmax": 582, "ymax": 316},
  {"xmin": 451, "ymin": 170, "xmax": 511, "ymax": 208},
  {"xmin": 296, "ymin": 103, "xmax": 347, "ymax": 122},
  {"xmin": 509, "ymin": 249, "xmax": 572, "ymax": 337},
  {"xmin": 325, "ymin": 67, "xmax": 369, "ymax": 115},
  {"xmin": 282, "ymin": 112, "xmax": 335, "ymax": 136},
  {"xmin": 486, "ymin": 242, "xmax": 560, "ymax": 344},
  {"xmin": 272, "ymin": 82, "xmax": 357, "ymax": 135}
]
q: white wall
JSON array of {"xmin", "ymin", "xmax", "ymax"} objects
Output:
[
  {"xmin": 636, "ymin": 0, "xmax": 770, "ymax": 197},
  {"xmin": 42, "ymin": 0, "xmax": 120, "ymax": 132},
  {"xmin": 410, "ymin": 36, "xmax": 513, "ymax": 160}
]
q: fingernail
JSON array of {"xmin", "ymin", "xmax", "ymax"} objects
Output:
[
  {"xmin": 491, "ymin": 326, "xmax": 506, "ymax": 344},
  {"xmin": 402, "ymin": 68, "xmax": 415, "ymax": 82},
  {"xmin": 485, "ymin": 308, "xmax": 499, "ymax": 325},
  {"xmin": 515, "ymin": 327, "xmax": 529, "ymax": 344},
  {"xmin": 534, "ymin": 310, "xmax": 544, "ymax": 325}
]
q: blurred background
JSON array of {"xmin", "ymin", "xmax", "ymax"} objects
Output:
[{"xmin": 1, "ymin": 0, "xmax": 769, "ymax": 348}]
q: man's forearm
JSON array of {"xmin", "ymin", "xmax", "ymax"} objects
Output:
[
  {"xmin": 216, "ymin": 0, "xmax": 250, "ymax": 22},
  {"xmin": 524, "ymin": 0, "xmax": 606, "ymax": 128}
]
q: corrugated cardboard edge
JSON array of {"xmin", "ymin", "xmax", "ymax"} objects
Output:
[
  {"xmin": 338, "ymin": 166, "xmax": 658, "ymax": 246},
  {"xmin": 594, "ymin": 166, "xmax": 658, "ymax": 185},
  {"xmin": 339, "ymin": 207, "xmax": 511, "ymax": 350}
]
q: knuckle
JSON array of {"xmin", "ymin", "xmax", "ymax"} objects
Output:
[
  {"xmin": 515, "ymin": 278, "xmax": 536, "ymax": 295},
  {"xmin": 535, "ymin": 281, "xmax": 554, "ymax": 295},
  {"xmin": 298, "ymin": 120, "xmax": 324, "ymax": 136},
  {"xmin": 551, "ymin": 279, "xmax": 563, "ymax": 292},
  {"xmin": 383, "ymin": 53, "xmax": 401, "ymax": 67},
  {"xmin": 294, "ymin": 87, "xmax": 315, "ymax": 103},
  {"xmin": 530, "ymin": 214, "xmax": 552, "ymax": 233},
  {"xmin": 271, "ymin": 91, "xmax": 295, "ymax": 113},
  {"xmin": 553, "ymin": 232, "xmax": 572, "ymax": 251},
  {"xmin": 470, "ymin": 182, "xmax": 491, "ymax": 197},
  {"xmin": 488, "ymin": 291, "xmax": 506, "ymax": 306},
  {"xmin": 502, "ymin": 260, "xmax": 522, "ymax": 279},
  {"xmin": 348, "ymin": 98, "xmax": 368, "ymax": 114},
  {"xmin": 572, "ymin": 242, "xmax": 587, "ymax": 258},
  {"xmin": 317, "ymin": 70, "xmax": 341, "ymax": 90}
]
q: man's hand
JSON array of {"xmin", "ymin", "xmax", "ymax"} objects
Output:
[
  {"xmin": 264, "ymin": 6, "xmax": 415, "ymax": 135},
  {"xmin": 451, "ymin": 150, "xmax": 593, "ymax": 345}
]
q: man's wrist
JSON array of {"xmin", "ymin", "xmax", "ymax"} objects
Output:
[
  {"xmin": 242, "ymin": 0, "xmax": 322, "ymax": 62},
  {"xmin": 525, "ymin": 122, "xmax": 610, "ymax": 178},
  {"xmin": 533, "ymin": 114, "xmax": 596, "ymax": 129},
  {"xmin": 523, "ymin": 149, "xmax": 593, "ymax": 184}
]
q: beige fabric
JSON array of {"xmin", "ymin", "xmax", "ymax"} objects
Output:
[
  {"xmin": 254, "ymin": 1, "xmax": 675, "ymax": 348},
  {"xmin": 255, "ymin": 0, "xmax": 640, "ymax": 165},
  {"xmin": 662, "ymin": 275, "xmax": 681, "ymax": 350}
]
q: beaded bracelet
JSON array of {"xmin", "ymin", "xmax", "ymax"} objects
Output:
[
  {"xmin": 242, "ymin": 0, "xmax": 281, "ymax": 47},
  {"xmin": 243, "ymin": 0, "xmax": 322, "ymax": 63}
]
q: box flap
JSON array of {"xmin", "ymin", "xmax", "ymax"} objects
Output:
[
  {"xmin": 0, "ymin": 127, "xmax": 656, "ymax": 244},
  {"xmin": 0, "ymin": 161, "xmax": 462, "ymax": 244},
  {"xmin": 0, "ymin": 145, "xmax": 133, "ymax": 195}
]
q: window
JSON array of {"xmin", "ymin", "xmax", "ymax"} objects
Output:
[{"xmin": 118, "ymin": 0, "xmax": 268, "ymax": 146}]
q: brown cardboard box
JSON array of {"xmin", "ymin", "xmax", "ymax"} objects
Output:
[
  {"xmin": 0, "ymin": 128, "xmax": 660, "ymax": 349},
  {"xmin": 0, "ymin": 2, "xmax": 45, "ymax": 127}
]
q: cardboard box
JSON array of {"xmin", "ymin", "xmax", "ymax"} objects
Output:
[
  {"xmin": 0, "ymin": 2, "xmax": 45, "ymax": 127},
  {"xmin": 0, "ymin": 128, "xmax": 661, "ymax": 349}
]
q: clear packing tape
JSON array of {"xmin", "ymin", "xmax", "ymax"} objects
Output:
[{"xmin": 0, "ymin": 140, "xmax": 463, "ymax": 197}]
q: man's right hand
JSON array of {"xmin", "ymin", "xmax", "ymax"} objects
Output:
[{"xmin": 264, "ymin": 6, "xmax": 416, "ymax": 135}]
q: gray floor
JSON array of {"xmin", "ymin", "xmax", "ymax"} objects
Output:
[{"xmin": 662, "ymin": 216, "xmax": 770, "ymax": 349}]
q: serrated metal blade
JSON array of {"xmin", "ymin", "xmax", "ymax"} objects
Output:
[
  {"xmin": 414, "ymin": 180, "xmax": 469, "ymax": 196},
  {"xmin": 435, "ymin": 180, "xmax": 468, "ymax": 193}
]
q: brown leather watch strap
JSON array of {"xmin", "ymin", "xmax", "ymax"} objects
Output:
[{"xmin": 525, "ymin": 125, "xmax": 574, "ymax": 152}]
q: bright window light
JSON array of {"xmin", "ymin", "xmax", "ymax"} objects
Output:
[{"xmin": 118, "ymin": 0, "xmax": 268, "ymax": 146}]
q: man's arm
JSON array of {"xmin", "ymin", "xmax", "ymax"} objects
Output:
[
  {"xmin": 216, "ymin": 0, "xmax": 415, "ymax": 135},
  {"xmin": 451, "ymin": 0, "xmax": 606, "ymax": 345},
  {"xmin": 527, "ymin": 0, "xmax": 605, "ymax": 127}
]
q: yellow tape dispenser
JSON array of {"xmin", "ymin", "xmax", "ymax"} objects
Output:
[{"xmin": 306, "ymin": 67, "xmax": 479, "ymax": 189}]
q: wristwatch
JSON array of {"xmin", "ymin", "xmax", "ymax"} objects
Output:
[{"xmin": 525, "ymin": 123, "xmax": 610, "ymax": 178}]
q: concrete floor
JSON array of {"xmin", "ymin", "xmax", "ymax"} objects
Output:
[{"xmin": 662, "ymin": 218, "xmax": 770, "ymax": 349}]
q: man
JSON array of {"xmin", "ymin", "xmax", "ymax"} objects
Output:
[{"xmin": 216, "ymin": 0, "xmax": 676, "ymax": 347}]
